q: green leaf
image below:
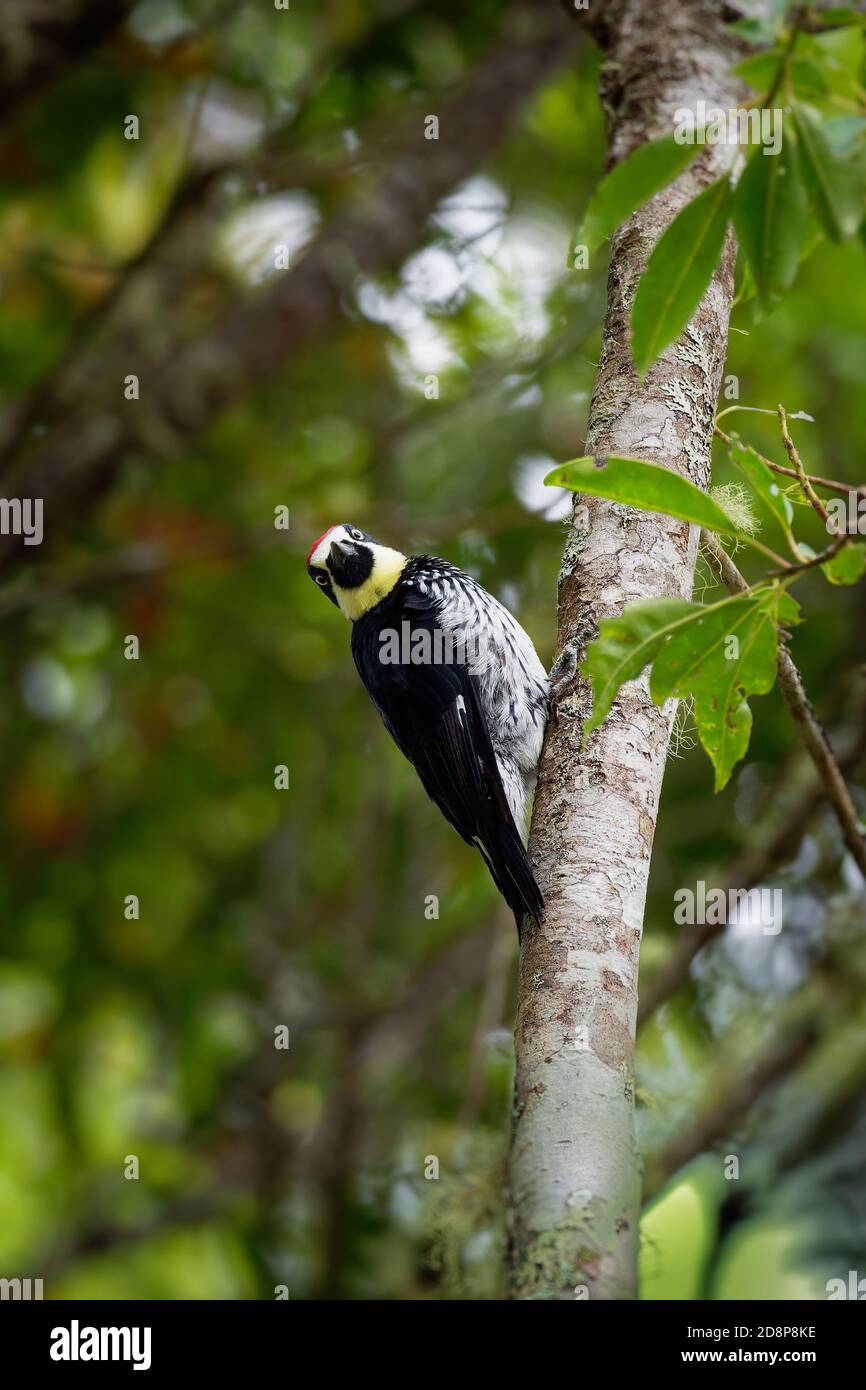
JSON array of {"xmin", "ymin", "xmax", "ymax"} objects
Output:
[
  {"xmin": 630, "ymin": 176, "xmax": 731, "ymax": 375},
  {"xmin": 581, "ymin": 589, "xmax": 796, "ymax": 790},
  {"xmin": 581, "ymin": 596, "xmax": 697, "ymax": 735},
  {"xmin": 731, "ymin": 121, "xmax": 807, "ymax": 302},
  {"xmin": 815, "ymin": 6, "xmax": 865, "ymax": 25},
  {"xmin": 734, "ymin": 51, "xmax": 827, "ymax": 99},
  {"xmin": 571, "ymin": 135, "xmax": 705, "ymax": 262},
  {"xmin": 545, "ymin": 454, "xmax": 747, "ymax": 537},
  {"xmin": 822, "ymin": 543, "xmax": 866, "ymax": 585},
  {"xmin": 792, "ymin": 102, "xmax": 864, "ymax": 242},
  {"xmin": 824, "ymin": 116, "xmax": 866, "ymax": 156},
  {"xmin": 726, "ymin": 0, "xmax": 788, "ymax": 40},
  {"xmin": 726, "ymin": 17, "xmax": 778, "ymax": 44},
  {"xmin": 734, "ymin": 255, "xmax": 757, "ymax": 306},
  {"xmin": 776, "ymin": 590, "xmax": 802, "ymax": 627},
  {"xmin": 649, "ymin": 588, "xmax": 792, "ymax": 790},
  {"xmin": 728, "ymin": 435, "xmax": 794, "ymax": 531}
]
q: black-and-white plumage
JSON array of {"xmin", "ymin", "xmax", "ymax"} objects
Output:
[{"xmin": 307, "ymin": 524, "xmax": 548, "ymax": 932}]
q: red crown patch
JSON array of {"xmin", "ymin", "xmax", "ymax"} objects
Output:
[{"xmin": 306, "ymin": 525, "xmax": 338, "ymax": 566}]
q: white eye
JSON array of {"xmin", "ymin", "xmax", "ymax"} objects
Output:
[
  {"xmin": 349, "ymin": 527, "xmax": 364, "ymax": 541},
  {"xmin": 315, "ymin": 573, "xmax": 329, "ymax": 586}
]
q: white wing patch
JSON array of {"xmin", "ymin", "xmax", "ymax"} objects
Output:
[{"xmin": 425, "ymin": 565, "xmax": 548, "ymax": 835}]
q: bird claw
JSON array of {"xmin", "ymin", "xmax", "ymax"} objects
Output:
[{"xmin": 549, "ymin": 640, "xmax": 579, "ymax": 697}]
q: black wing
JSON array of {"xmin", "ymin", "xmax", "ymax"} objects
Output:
[{"xmin": 351, "ymin": 604, "xmax": 543, "ymax": 935}]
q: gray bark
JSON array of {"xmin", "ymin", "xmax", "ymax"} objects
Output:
[{"xmin": 508, "ymin": 0, "xmax": 759, "ymax": 1300}]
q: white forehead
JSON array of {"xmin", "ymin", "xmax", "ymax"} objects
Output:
[{"xmin": 308, "ymin": 524, "xmax": 351, "ymax": 568}]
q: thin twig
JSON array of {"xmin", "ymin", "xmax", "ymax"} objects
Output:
[
  {"xmin": 778, "ymin": 403, "xmax": 832, "ymax": 526},
  {"xmin": 762, "ymin": 6, "xmax": 804, "ymax": 107},
  {"xmin": 715, "ymin": 424, "xmax": 866, "ymax": 499},
  {"xmin": 765, "ymin": 534, "xmax": 847, "ymax": 580}
]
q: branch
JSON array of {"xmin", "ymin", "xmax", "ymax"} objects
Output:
[
  {"xmin": 0, "ymin": 164, "xmax": 223, "ymax": 469},
  {"xmin": 637, "ymin": 546, "xmax": 866, "ymax": 1026},
  {"xmin": 39, "ymin": 914, "xmax": 501, "ymax": 1288},
  {"xmin": 637, "ymin": 705, "xmax": 866, "ymax": 1026},
  {"xmin": 353, "ymin": 921, "xmax": 501, "ymax": 1070},
  {"xmin": 642, "ymin": 1029, "xmax": 816, "ymax": 1203},
  {"xmin": 0, "ymin": 5, "xmax": 579, "ymax": 573},
  {"xmin": 765, "ymin": 534, "xmax": 847, "ymax": 580},
  {"xmin": 0, "ymin": 0, "xmax": 443, "ymax": 470},
  {"xmin": 715, "ymin": 423, "xmax": 866, "ymax": 500},
  {"xmin": 778, "ymin": 403, "xmax": 832, "ymax": 526}
]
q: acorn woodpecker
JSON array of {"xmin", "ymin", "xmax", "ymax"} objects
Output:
[{"xmin": 307, "ymin": 523, "xmax": 548, "ymax": 934}]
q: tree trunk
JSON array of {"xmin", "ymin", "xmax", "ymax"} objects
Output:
[{"xmin": 507, "ymin": 0, "xmax": 757, "ymax": 1301}]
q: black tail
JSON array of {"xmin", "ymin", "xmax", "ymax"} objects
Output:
[{"xmin": 480, "ymin": 811, "xmax": 542, "ymax": 939}]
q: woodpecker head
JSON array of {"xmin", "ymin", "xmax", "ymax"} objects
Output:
[{"xmin": 306, "ymin": 523, "xmax": 407, "ymax": 620}]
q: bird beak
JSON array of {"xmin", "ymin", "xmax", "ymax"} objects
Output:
[{"xmin": 328, "ymin": 537, "xmax": 358, "ymax": 581}]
